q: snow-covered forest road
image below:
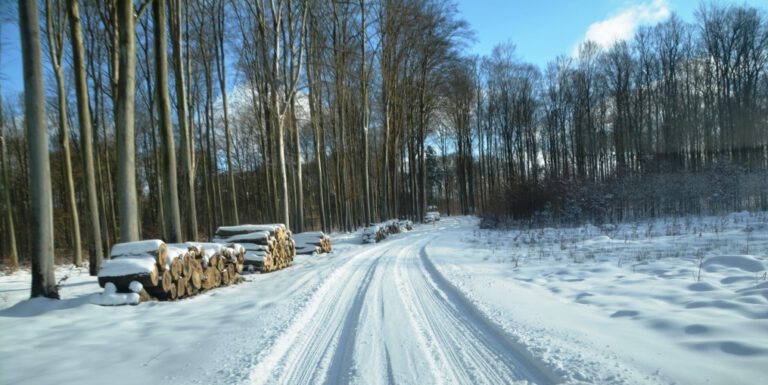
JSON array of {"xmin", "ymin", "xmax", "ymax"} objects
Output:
[
  {"xmin": 246, "ymin": 222, "xmax": 556, "ymax": 385},
  {"xmin": 2, "ymin": 215, "xmax": 767, "ymax": 385}
]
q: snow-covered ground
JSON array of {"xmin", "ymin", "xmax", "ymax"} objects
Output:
[{"xmin": 1, "ymin": 213, "xmax": 766, "ymax": 385}]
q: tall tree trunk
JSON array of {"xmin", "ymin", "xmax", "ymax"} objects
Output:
[
  {"xmin": 45, "ymin": 0, "xmax": 82, "ymax": 267},
  {"xmin": 306, "ymin": 16, "xmax": 326, "ymax": 230},
  {"xmin": 19, "ymin": 0, "xmax": 58, "ymax": 298},
  {"xmin": 0, "ymin": 131, "xmax": 18, "ymax": 270},
  {"xmin": 291, "ymin": 96, "xmax": 304, "ymax": 232},
  {"xmin": 154, "ymin": 0, "xmax": 182, "ymax": 242},
  {"xmin": 115, "ymin": 0, "xmax": 139, "ymax": 242},
  {"xmin": 68, "ymin": 0, "xmax": 103, "ymax": 275},
  {"xmin": 213, "ymin": 0, "xmax": 238, "ymax": 225},
  {"xmin": 169, "ymin": 0, "xmax": 197, "ymax": 240},
  {"xmin": 360, "ymin": 0, "xmax": 371, "ymax": 225}
]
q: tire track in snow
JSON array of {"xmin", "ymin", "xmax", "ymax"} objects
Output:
[
  {"xmin": 393, "ymin": 237, "xmax": 560, "ymax": 385},
  {"xmin": 418, "ymin": 244, "xmax": 559, "ymax": 384},
  {"xmin": 322, "ymin": 256, "xmax": 381, "ymax": 385},
  {"xmin": 245, "ymin": 239, "xmax": 391, "ymax": 385}
]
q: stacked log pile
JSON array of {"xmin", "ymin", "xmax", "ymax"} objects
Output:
[
  {"xmin": 384, "ymin": 220, "xmax": 401, "ymax": 235},
  {"xmin": 97, "ymin": 240, "xmax": 245, "ymax": 302},
  {"xmin": 293, "ymin": 231, "xmax": 332, "ymax": 255},
  {"xmin": 213, "ymin": 224, "xmax": 295, "ymax": 273},
  {"xmin": 362, "ymin": 219, "xmax": 415, "ymax": 244},
  {"xmin": 363, "ymin": 224, "xmax": 387, "ymax": 243}
]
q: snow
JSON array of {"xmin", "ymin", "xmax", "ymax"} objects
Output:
[
  {"xmin": 129, "ymin": 281, "xmax": 144, "ymax": 294},
  {"xmin": 220, "ymin": 231, "xmax": 272, "ymax": 244},
  {"xmin": 110, "ymin": 239, "xmax": 165, "ymax": 258},
  {"xmin": 90, "ymin": 291, "xmax": 141, "ymax": 306},
  {"xmin": 1, "ymin": 213, "xmax": 766, "ymax": 384},
  {"xmin": 97, "ymin": 255, "xmax": 157, "ymax": 277}
]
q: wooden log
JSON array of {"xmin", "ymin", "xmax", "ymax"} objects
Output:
[
  {"xmin": 170, "ymin": 258, "xmax": 183, "ymax": 281},
  {"xmin": 214, "ymin": 224, "xmax": 286, "ymax": 241},
  {"xmin": 227, "ymin": 263, "xmax": 236, "ymax": 280},
  {"xmin": 213, "ymin": 268, "xmax": 221, "ymax": 287},
  {"xmin": 138, "ymin": 289, "xmax": 153, "ymax": 302},
  {"xmin": 191, "ymin": 269, "xmax": 202, "ymax": 290},
  {"xmin": 177, "ymin": 276, "xmax": 187, "ymax": 298},
  {"xmin": 221, "ymin": 270, "xmax": 230, "ymax": 286},
  {"xmin": 186, "ymin": 279, "xmax": 195, "ymax": 297},
  {"xmin": 168, "ymin": 284, "xmax": 177, "ymax": 300},
  {"xmin": 209, "ymin": 255, "xmax": 220, "ymax": 271},
  {"xmin": 182, "ymin": 256, "xmax": 195, "ymax": 278},
  {"xmin": 97, "ymin": 269, "xmax": 159, "ymax": 292},
  {"xmin": 111, "ymin": 240, "xmax": 168, "ymax": 273},
  {"xmin": 98, "ymin": 257, "xmax": 160, "ymax": 291},
  {"xmin": 161, "ymin": 270, "xmax": 174, "ymax": 293},
  {"xmin": 203, "ymin": 267, "xmax": 217, "ymax": 290}
]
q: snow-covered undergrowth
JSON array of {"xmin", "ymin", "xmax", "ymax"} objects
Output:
[{"xmin": 427, "ymin": 213, "xmax": 767, "ymax": 384}]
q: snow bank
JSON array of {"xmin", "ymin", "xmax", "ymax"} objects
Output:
[{"xmin": 424, "ymin": 214, "xmax": 768, "ymax": 385}]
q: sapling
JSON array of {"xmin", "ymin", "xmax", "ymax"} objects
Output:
[{"xmin": 693, "ymin": 250, "xmax": 705, "ymax": 282}]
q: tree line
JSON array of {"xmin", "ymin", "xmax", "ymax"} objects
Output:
[
  {"xmin": 440, "ymin": 3, "xmax": 768, "ymax": 226},
  {"xmin": 1, "ymin": 1, "xmax": 767, "ymax": 299},
  {"xmin": 2, "ymin": 0, "xmax": 468, "ymax": 298}
]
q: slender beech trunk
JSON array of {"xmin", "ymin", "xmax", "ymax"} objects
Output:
[
  {"xmin": 306, "ymin": 15, "xmax": 326, "ymax": 230},
  {"xmin": 154, "ymin": 0, "xmax": 182, "ymax": 242},
  {"xmin": 169, "ymin": 0, "xmax": 197, "ymax": 240},
  {"xmin": 291, "ymin": 96, "xmax": 304, "ymax": 232},
  {"xmin": 0, "ymin": 132, "xmax": 18, "ymax": 270},
  {"xmin": 360, "ymin": 0, "xmax": 371, "ymax": 225},
  {"xmin": 68, "ymin": 0, "xmax": 103, "ymax": 274},
  {"xmin": 45, "ymin": 0, "xmax": 82, "ymax": 267},
  {"xmin": 213, "ymin": 0, "xmax": 238, "ymax": 225},
  {"xmin": 19, "ymin": 0, "xmax": 58, "ymax": 298},
  {"xmin": 115, "ymin": 0, "xmax": 139, "ymax": 242}
]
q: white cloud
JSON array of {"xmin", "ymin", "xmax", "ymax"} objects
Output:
[{"xmin": 573, "ymin": 0, "xmax": 670, "ymax": 55}]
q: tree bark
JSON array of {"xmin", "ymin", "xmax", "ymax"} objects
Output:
[
  {"xmin": 68, "ymin": 0, "xmax": 103, "ymax": 275},
  {"xmin": 212, "ymin": 0, "xmax": 239, "ymax": 225},
  {"xmin": 45, "ymin": 0, "xmax": 82, "ymax": 267},
  {"xmin": 154, "ymin": 0, "xmax": 183, "ymax": 242},
  {"xmin": 19, "ymin": 0, "xmax": 58, "ymax": 298},
  {"xmin": 169, "ymin": 0, "xmax": 197, "ymax": 240},
  {"xmin": 0, "ymin": 131, "xmax": 18, "ymax": 270},
  {"xmin": 116, "ymin": 0, "xmax": 139, "ymax": 242}
]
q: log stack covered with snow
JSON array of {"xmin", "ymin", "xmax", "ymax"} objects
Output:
[
  {"xmin": 363, "ymin": 219, "xmax": 412, "ymax": 244},
  {"xmin": 292, "ymin": 231, "xmax": 332, "ymax": 255},
  {"xmin": 213, "ymin": 224, "xmax": 296, "ymax": 273},
  {"xmin": 96, "ymin": 240, "xmax": 244, "ymax": 303}
]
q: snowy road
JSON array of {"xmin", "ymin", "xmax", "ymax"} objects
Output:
[
  {"xmin": 246, "ymin": 224, "xmax": 557, "ymax": 385},
  {"xmin": 3, "ymin": 214, "xmax": 766, "ymax": 385}
]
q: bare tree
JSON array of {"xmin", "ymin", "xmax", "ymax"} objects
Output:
[
  {"xmin": 67, "ymin": 0, "xmax": 104, "ymax": 274},
  {"xmin": 211, "ymin": 0, "xmax": 238, "ymax": 225},
  {"xmin": 19, "ymin": 0, "xmax": 58, "ymax": 298},
  {"xmin": 115, "ymin": 0, "xmax": 140, "ymax": 241},
  {"xmin": 44, "ymin": 0, "xmax": 82, "ymax": 267},
  {"xmin": 169, "ymin": 0, "xmax": 197, "ymax": 240},
  {"xmin": 153, "ymin": 0, "xmax": 183, "ymax": 242}
]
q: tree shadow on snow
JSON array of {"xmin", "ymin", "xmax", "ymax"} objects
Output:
[{"xmin": 0, "ymin": 293, "xmax": 94, "ymax": 318}]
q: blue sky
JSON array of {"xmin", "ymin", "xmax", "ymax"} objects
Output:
[
  {"xmin": 1, "ymin": 0, "xmax": 766, "ymax": 96},
  {"xmin": 455, "ymin": 0, "xmax": 764, "ymax": 65}
]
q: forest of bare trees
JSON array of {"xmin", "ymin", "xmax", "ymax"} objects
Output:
[{"xmin": 1, "ymin": 1, "xmax": 767, "ymax": 298}]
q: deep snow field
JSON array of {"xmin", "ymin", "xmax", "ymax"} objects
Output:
[{"xmin": 1, "ymin": 212, "xmax": 766, "ymax": 385}]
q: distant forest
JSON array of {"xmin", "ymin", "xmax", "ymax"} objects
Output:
[{"xmin": 1, "ymin": 0, "xmax": 767, "ymax": 279}]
